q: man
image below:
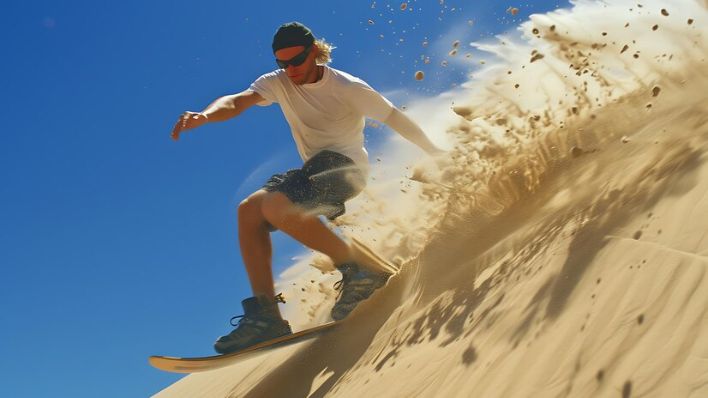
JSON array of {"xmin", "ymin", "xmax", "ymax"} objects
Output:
[{"xmin": 171, "ymin": 22, "xmax": 443, "ymax": 354}]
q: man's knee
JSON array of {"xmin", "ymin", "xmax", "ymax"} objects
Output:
[{"xmin": 238, "ymin": 191, "xmax": 268, "ymax": 227}]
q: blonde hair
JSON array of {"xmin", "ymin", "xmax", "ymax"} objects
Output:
[{"xmin": 315, "ymin": 38, "xmax": 335, "ymax": 64}]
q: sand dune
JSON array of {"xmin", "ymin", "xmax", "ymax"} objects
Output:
[{"xmin": 154, "ymin": 0, "xmax": 708, "ymax": 396}]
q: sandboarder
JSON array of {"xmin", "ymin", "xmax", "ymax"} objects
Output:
[{"xmin": 171, "ymin": 22, "xmax": 444, "ymax": 355}]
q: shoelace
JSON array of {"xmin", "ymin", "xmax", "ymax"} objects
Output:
[
  {"xmin": 333, "ymin": 273, "xmax": 352, "ymax": 300},
  {"xmin": 230, "ymin": 315, "xmax": 245, "ymax": 327},
  {"xmin": 274, "ymin": 293, "xmax": 286, "ymax": 304},
  {"xmin": 229, "ymin": 293, "xmax": 287, "ymax": 326}
]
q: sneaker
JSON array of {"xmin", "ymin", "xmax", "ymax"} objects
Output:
[
  {"xmin": 331, "ymin": 262, "xmax": 391, "ymax": 321},
  {"xmin": 214, "ymin": 295, "xmax": 292, "ymax": 354}
]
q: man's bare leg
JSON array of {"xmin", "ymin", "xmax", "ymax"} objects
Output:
[
  {"xmin": 214, "ymin": 190, "xmax": 290, "ymax": 354},
  {"xmin": 238, "ymin": 190, "xmax": 354, "ymax": 318},
  {"xmin": 237, "ymin": 190, "xmax": 280, "ymax": 309},
  {"xmin": 260, "ymin": 192, "xmax": 354, "ymax": 266},
  {"xmin": 236, "ymin": 189, "xmax": 393, "ymax": 325}
]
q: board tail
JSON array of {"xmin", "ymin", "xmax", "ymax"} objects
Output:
[{"xmin": 350, "ymin": 237, "xmax": 399, "ymax": 274}]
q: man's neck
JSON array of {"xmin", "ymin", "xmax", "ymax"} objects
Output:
[{"xmin": 300, "ymin": 65, "xmax": 324, "ymax": 85}]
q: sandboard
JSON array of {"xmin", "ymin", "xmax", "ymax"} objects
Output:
[{"xmin": 149, "ymin": 321, "xmax": 340, "ymax": 373}]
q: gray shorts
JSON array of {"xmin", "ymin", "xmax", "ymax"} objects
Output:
[{"xmin": 262, "ymin": 150, "xmax": 365, "ymax": 224}]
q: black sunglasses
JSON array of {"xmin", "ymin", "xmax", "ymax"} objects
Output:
[{"xmin": 275, "ymin": 45, "xmax": 313, "ymax": 69}]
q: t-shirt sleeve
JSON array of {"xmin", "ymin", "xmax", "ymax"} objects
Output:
[
  {"xmin": 345, "ymin": 79, "xmax": 396, "ymax": 122},
  {"xmin": 248, "ymin": 72, "xmax": 279, "ymax": 106}
]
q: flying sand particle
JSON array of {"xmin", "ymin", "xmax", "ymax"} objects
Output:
[
  {"xmin": 400, "ymin": 2, "xmax": 408, "ymax": 11},
  {"xmin": 661, "ymin": 8, "xmax": 669, "ymax": 16},
  {"xmin": 652, "ymin": 86, "xmax": 661, "ymax": 97},
  {"xmin": 530, "ymin": 51, "xmax": 545, "ymax": 63},
  {"xmin": 452, "ymin": 106, "xmax": 472, "ymax": 118},
  {"xmin": 414, "ymin": 71, "xmax": 425, "ymax": 81},
  {"xmin": 507, "ymin": 7, "xmax": 520, "ymax": 16}
]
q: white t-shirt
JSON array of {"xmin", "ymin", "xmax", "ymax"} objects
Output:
[{"xmin": 249, "ymin": 66, "xmax": 395, "ymax": 173}]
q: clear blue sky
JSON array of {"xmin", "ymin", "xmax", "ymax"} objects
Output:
[{"xmin": 0, "ymin": 1, "xmax": 566, "ymax": 396}]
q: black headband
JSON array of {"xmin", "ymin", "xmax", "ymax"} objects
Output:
[{"xmin": 272, "ymin": 22, "xmax": 315, "ymax": 53}]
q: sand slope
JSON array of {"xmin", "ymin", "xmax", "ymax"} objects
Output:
[{"xmin": 154, "ymin": 1, "xmax": 708, "ymax": 396}]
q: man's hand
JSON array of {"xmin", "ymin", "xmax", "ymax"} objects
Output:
[{"xmin": 171, "ymin": 111, "xmax": 209, "ymax": 141}]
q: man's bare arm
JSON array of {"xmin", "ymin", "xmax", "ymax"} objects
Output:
[
  {"xmin": 171, "ymin": 90, "xmax": 265, "ymax": 141},
  {"xmin": 383, "ymin": 108, "xmax": 444, "ymax": 156}
]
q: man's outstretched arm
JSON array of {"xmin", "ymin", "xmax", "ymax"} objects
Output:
[
  {"xmin": 171, "ymin": 90, "xmax": 264, "ymax": 141},
  {"xmin": 383, "ymin": 108, "xmax": 445, "ymax": 156}
]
